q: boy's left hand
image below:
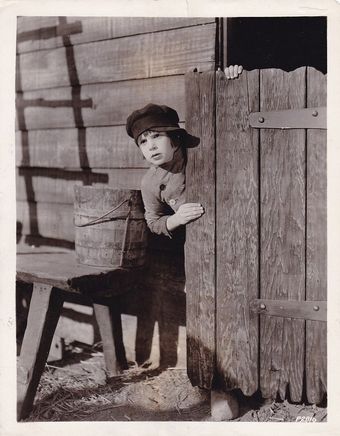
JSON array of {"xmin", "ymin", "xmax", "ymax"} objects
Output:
[{"xmin": 224, "ymin": 65, "xmax": 243, "ymax": 79}]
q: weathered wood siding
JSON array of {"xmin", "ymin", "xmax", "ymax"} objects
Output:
[
  {"xmin": 17, "ymin": 26, "xmax": 216, "ymax": 90},
  {"xmin": 16, "ymin": 17, "xmax": 215, "ymax": 53},
  {"xmin": 186, "ymin": 68, "xmax": 327, "ymax": 404},
  {"xmin": 16, "ymin": 17, "xmax": 216, "ymax": 245}
]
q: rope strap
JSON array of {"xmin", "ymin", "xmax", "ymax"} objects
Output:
[{"xmin": 75, "ymin": 197, "xmax": 132, "ymax": 228}]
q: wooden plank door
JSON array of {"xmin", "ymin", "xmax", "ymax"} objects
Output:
[{"xmin": 185, "ymin": 68, "xmax": 327, "ymax": 404}]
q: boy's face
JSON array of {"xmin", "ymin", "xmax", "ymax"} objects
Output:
[{"xmin": 137, "ymin": 130, "xmax": 177, "ymax": 166}]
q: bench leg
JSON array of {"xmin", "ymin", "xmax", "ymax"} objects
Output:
[
  {"xmin": 17, "ymin": 283, "xmax": 64, "ymax": 421},
  {"xmin": 93, "ymin": 303, "xmax": 128, "ymax": 378}
]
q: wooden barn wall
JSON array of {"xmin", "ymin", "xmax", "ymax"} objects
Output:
[{"xmin": 16, "ymin": 16, "xmax": 217, "ymax": 246}]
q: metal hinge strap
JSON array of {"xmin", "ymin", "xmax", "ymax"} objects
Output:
[
  {"xmin": 249, "ymin": 107, "xmax": 326, "ymax": 129},
  {"xmin": 249, "ymin": 299, "xmax": 327, "ymax": 322}
]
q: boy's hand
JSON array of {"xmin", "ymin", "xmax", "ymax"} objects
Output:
[
  {"xmin": 224, "ymin": 65, "xmax": 243, "ymax": 79},
  {"xmin": 166, "ymin": 203, "xmax": 205, "ymax": 231}
]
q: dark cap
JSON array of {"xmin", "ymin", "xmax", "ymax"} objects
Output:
[{"xmin": 126, "ymin": 103, "xmax": 200, "ymax": 148}]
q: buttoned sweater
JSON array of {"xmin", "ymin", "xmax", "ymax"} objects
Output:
[{"xmin": 140, "ymin": 147, "xmax": 186, "ymax": 252}]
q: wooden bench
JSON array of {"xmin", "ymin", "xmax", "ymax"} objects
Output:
[{"xmin": 16, "ymin": 245, "xmax": 145, "ymax": 421}]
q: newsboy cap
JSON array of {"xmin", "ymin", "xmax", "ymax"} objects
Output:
[{"xmin": 126, "ymin": 103, "xmax": 200, "ymax": 148}]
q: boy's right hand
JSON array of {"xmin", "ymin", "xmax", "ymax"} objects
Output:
[
  {"xmin": 224, "ymin": 65, "xmax": 243, "ymax": 79},
  {"xmin": 166, "ymin": 203, "xmax": 205, "ymax": 231}
]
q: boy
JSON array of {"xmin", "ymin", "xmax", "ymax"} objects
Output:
[
  {"xmin": 126, "ymin": 103, "xmax": 204, "ymax": 244},
  {"xmin": 126, "ymin": 65, "xmax": 243, "ymax": 240},
  {"xmin": 125, "ymin": 65, "xmax": 242, "ymax": 369}
]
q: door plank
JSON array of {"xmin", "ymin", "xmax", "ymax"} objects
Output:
[
  {"xmin": 185, "ymin": 71, "xmax": 216, "ymax": 389},
  {"xmin": 260, "ymin": 68, "xmax": 306, "ymax": 402},
  {"xmin": 215, "ymin": 69, "xmax": 260, "ymax": 395},
  {"xmin": 306, "ymin": 67, "xmax": 327, "ymax": 404}
]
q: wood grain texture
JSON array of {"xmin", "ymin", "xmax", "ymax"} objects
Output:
[
  {"xmin": 185, "ymin": 71, "xmax": 216, "ymax": 389},
  {"xmin": 17, "ymin": 283, "xmax": 64, "ymax": 420},
  {"xmin": 15, "ymin": 124, "xmax": 183, "ymax": 168},
  {"xmin": 16, "ymin": 168, "xmax": 147, "ymax": 203},
  {"xmin": 73, "ymin": 186, "xmax": 144, "ymax": 215},
  {"xmin": 15, "ymin": 126, "xmax": 147, "ymax": 168},
  {"xmin": 17, "ymin": 201, "xmax": 75, "ymax": 241},
  {"xmin": 259, "ymin": 68, "xmax": 306, "ymax": 402},
  {"xmin": 17, "ymin": 24, "xmax": 216, "ymax": 91},
  {"xmin": 16, "ymin": 75, "xmax": 185, "ymax": 130},
  {"xmin": 93, "ymin": 303, "xmax": 128, "ymax": 376},
  {"xmin": 16, "ymin": 250, "xmax": 145, "ymax": 297},
  {"xmin": 215, "ymin": 70, "xmax": 259, "ymax": 395},
  {"xmin": 306, "ymin": 67, "xmax": 327, "ymax": 404},
  {"xmin": 17, "ymin": 17, "xmax": 215, "ymax": 54},
  {"xmin": 74, "ymin": 187, "xmax": 147, "ymax": 268}
]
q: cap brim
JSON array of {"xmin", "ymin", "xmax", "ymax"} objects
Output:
[{"xmin": 150, "ymin": 126, "xmax": 200, "ymax": 148}]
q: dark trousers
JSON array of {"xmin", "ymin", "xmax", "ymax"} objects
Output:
[{"xmin": 135, "ymin": 248, "xmax": 186, "ymax": 368}]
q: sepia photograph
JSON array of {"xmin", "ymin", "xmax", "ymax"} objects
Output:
[{"xmin": 1, "ymin": 1, "xmax": 339, "ymax": 435}]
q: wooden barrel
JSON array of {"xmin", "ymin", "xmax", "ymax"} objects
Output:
[{"xmin": 74, "ymin": 186, "xmax": 148, "ymax": 268}]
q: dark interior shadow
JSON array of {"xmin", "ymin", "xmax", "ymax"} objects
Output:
[{"xmin": 227, "ymin": 16, "xmax": 327, "ymax": 73}]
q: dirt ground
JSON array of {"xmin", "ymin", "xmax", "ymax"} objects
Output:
[{"xmin": 23, "ymin": 341, "xmax": 327, "ymax": 423}]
